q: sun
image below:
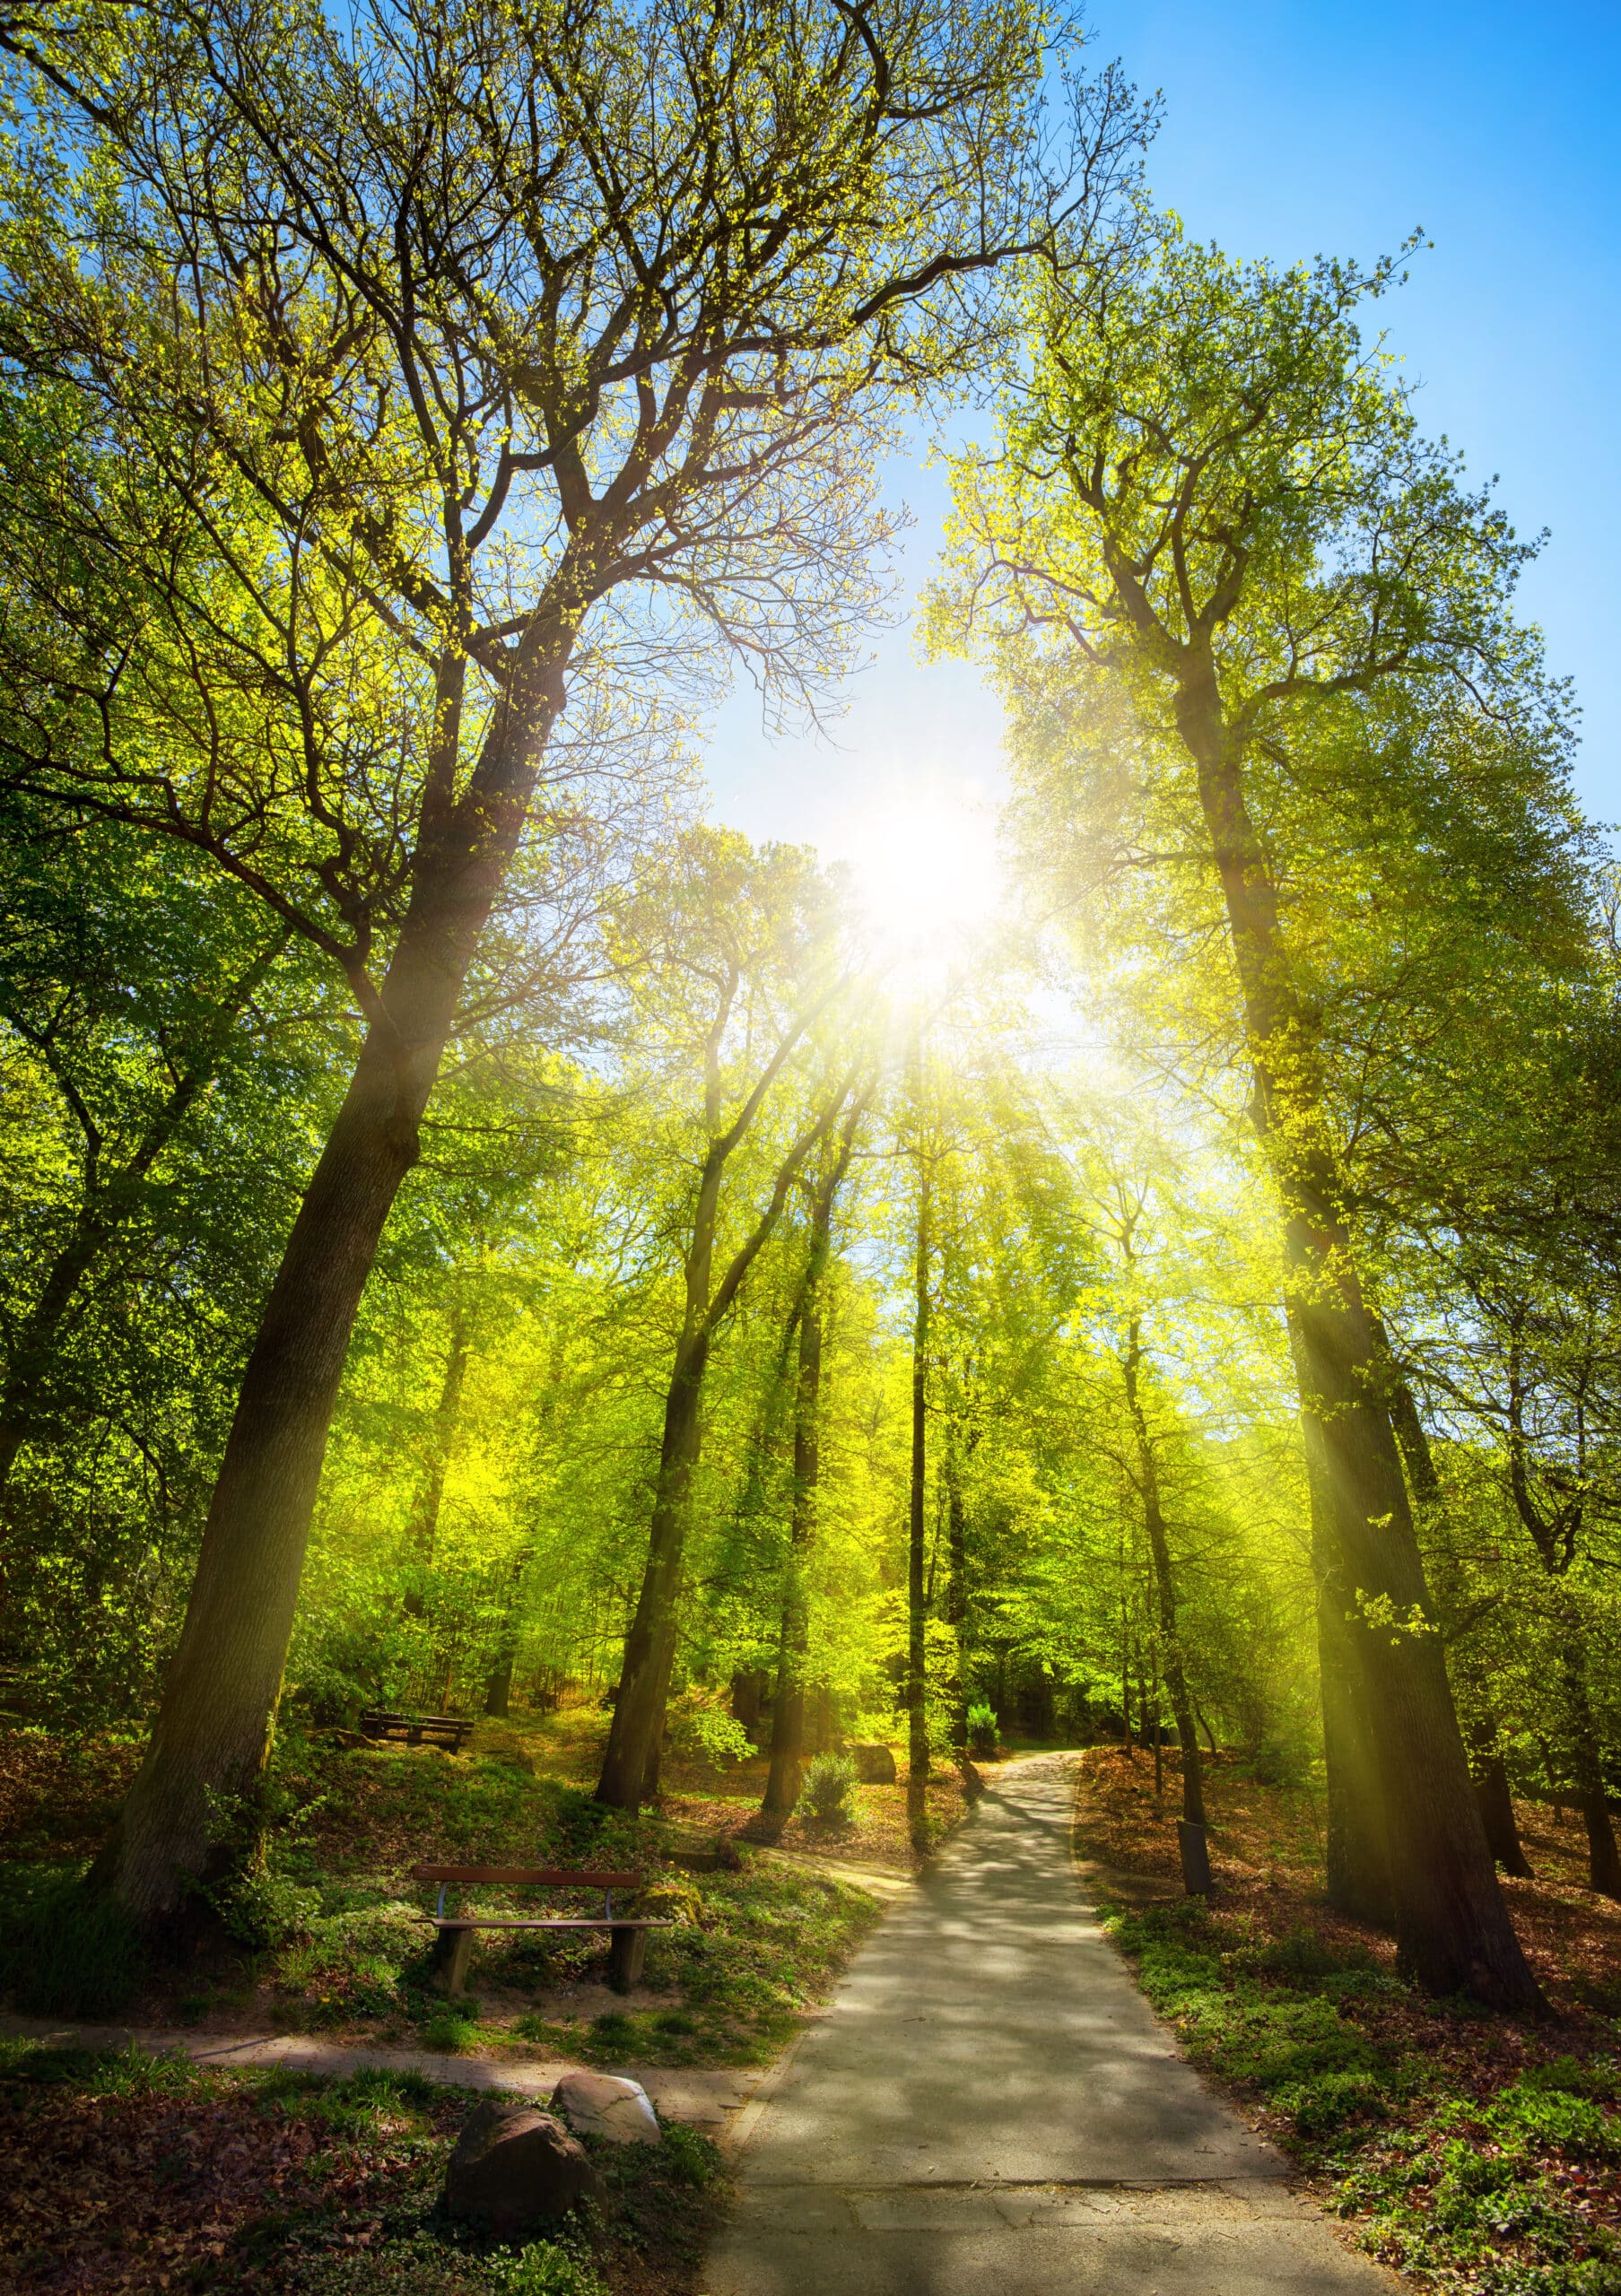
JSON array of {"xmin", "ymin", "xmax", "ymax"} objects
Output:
[{"xmin": 847, "ymin": 788, "xmax": 1005, "ymax": 964}]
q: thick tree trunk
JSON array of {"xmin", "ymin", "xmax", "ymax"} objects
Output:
[
  {"xmin": 906, "ymin": 1152, "xmax": 931, "ymax": 1853},
  {"xmin": 94, "ymin": 660, "xmax": 569, "ymax": 1918},
  {"xmin": 1471, "ymin": 1741, "xmax": 1533, "ymax": 1879},
  {"xmin": 96, "ymin": 1030, "xmax": 445, "ymax": 1911},
  {"xmin": 1383, "ymin": 1353, "xmax": 1534, "ymax": 1882},
  {"xmin": 1180, "ymin": 668, "xmax": 1538, "ymax": 2007}
]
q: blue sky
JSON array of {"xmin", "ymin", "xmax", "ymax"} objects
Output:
[{"xmin": 703, "ymin": 0, "xmax": 1621, "ymax": 865}]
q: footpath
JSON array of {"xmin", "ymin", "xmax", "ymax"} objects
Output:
[
  {"xmin": 0, "ymin": 2016, "xmax": 761, "ymax": 2135},
  {"xmin": 707, "ymin": 1751, "xmax": 1400, "ymax": 2296}
]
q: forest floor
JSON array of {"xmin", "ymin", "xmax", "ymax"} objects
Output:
[
  {"xmin": 0, "ymin": 1711, "xmax": 968, "ymax": 2071},
  {"xmin": 1, "ymin": 2028, "xmax": 728, "ymax": 2296},
  {"xmin": 1074, "ymin": 1744, "xmax": 1621, "ymax": 2295},
  {"xmin": 0, "ymin": 1711, "xmax": 981, "ymax": 2294}
]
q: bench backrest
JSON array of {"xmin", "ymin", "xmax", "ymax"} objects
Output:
[{"xmin": 411, "ymin": 1864, "xmax": 643, "ymax": 1887}]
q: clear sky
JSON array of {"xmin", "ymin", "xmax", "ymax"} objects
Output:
[{"xmin": 702, "ymin": 0, "xmax": 1621, "ymax": 872}]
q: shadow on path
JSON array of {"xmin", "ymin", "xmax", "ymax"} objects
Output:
[{"xmin": 708, "ymin": 1752, "xmax": 1400, "ymax": 2295}]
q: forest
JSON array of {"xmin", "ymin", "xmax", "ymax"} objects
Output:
[{"xmin": 1, "ymin": 1, "xmax": 1620, "ymax": 2292}]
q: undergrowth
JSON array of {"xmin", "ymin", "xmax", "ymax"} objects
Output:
[
  {"xmin": 0, "ymin": 1729, "xmax": 886, "ymax": 2062},
  {"xmin": 1106, "ymin": 1896, "xmax": 1621, "ymax": 2293},
  {"xmin": 0, "ymin": 2032, "xmax": 726, "ymax": 2293}
]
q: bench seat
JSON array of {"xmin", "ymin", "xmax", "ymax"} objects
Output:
[{"xmin": 410, "ymin": 1860, "xmax": 673, "ymax": 1995}]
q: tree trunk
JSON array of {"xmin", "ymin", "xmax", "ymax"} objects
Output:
[
  {"xmin": 1383, "ymin": 1352, "xmax": 1534, "ymax": 1882},
  {"xmin": 760, "ymin": 1148, "xmax": 847, "ymax": 1828},
  {"xmin": 1120, "ymin": 1319, "xmax": 1206, "ymax": 1830},
  {"xmin": 906, "ymin": 1147, "xmax": 931, "ymax": 1853},
  {"xmin": 1180, "ymin": 667, "xmax": 1538, "ymax": 2008},
  {"xmin": 483, "ymin": 1551, "xmax": 527, "ymax": 1718},
  {"xmin": 596, "ymin": 1342, "xmax": 707, "ymax": 1809},
  {"xmin": 945, "ymin": 1443, "xmax": 969, "ymax": 1755},
  {"xmin": 1559, "ymin": 1639, "xmax": 1621, "ymax": 1900},
  {"xmin": 596, "ymin": 1060, "xmax": 852, "ymax": 1813},
  {"xmin": 1471, "ymin": 1742, "xmax": 1533, "ymax": 1879},
  {"xmin": 93, "ymin": 660, "xmax": 571, "ymax": 1918}
]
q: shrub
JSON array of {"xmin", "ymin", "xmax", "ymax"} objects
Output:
[
  {"xmin": 212, "ymin": 1859, "xmax": 322, "ymax": 1949},
  {"xmin": 801, "ymin": 1753, "xmax": 857, "ymax": 1824},
  {"xmin": 966, "ymin": 1701, "xmax": 998, "ymax": 1756},
  {"xmin": 665, "ymin": 1690, "xmax": 754, "ymax": 1769}
]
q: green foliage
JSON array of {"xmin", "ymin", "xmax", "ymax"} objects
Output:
[
  {"xmin": 966, "ymin": 1700, "xmax": 998, "ymax": 1754},
  {"xmin": 485, "ymin": 2245, "xmax": 606, "ymax": 2296},
  {"xmin": 212, "ymin": 1861, "xmax": 323, "ymax": 1951},
  {"xmin": 1105, "ymin": 1900, "xmax": 1392, "ymax": 2139},
  {"xmin": 800, "ymin": 1753, "xmax": 858, "ymax": 1824},
  {"xmin": 663, "ymin": 1691, "xmax": 754, "ymax": 1770},
  {"xmin": 658, "ymin": 2122, "xmax": 723, "ymax": 2189}
]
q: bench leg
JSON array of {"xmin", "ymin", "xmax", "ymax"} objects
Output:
[
  {"xmin": 430, "ymin": 1924, "xmax": 475, "ymax": 1996},
  {"xmin": 607, "ymin": 1926, "xmax": 648, "ymax": 1994}
]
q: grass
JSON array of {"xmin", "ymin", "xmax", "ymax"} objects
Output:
[
  {"xmin": 1079, "ymin": 1746, "xmax": 1621, "ymax": 2296},
  {"xmin": 0, "ymin": 2031, "xmax": 726, "ymax": 2295}
]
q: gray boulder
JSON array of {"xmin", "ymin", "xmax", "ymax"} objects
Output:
[
  {"xmin": 443, "ymin": 2100, "xmax": 601, "ymax": 2236},
  {"xmin": 851, "ymin": 1743, "xmax": 897, "ymax": 1785},
  {"xmin": 552, "ymin": 2070, "xmax": 660, "ymax": 2145}
]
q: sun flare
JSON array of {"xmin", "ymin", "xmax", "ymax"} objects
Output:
[{"xmin": 848, "ymin": 789, "xmax": 1004, "ymax": 965}]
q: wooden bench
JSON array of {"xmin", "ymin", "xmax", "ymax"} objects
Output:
[
  {"xmin": 411, "ymin": 1863, "xmax": 671, "ymax": 1996},
  {"xmin": 361, "ymin": 1709, "xmax": 475, "ymax": 1752}
]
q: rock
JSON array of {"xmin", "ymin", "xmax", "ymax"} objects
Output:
[
  {"xmin": 851, "ymin": 1743, "xmax": 897, "ymax": 1785},
  {"xmin": 640, "ymin": 1876, "xmax": 706, "ymax": 1927},
  {"xmin": 667, "ymin": 1831, "xmax": 742, "ymax": 1872},
  {"xmin": 443, "ymin": 2100, "xmax": 601, "ymax": 2235},
  {"xmin": 552, "ymin": 2070, "xmax": 661, "ymax": 2146}
]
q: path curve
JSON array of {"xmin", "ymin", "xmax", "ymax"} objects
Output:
[{"xmin": 708, "ymin": 1752, "xmax": 1399, "ymax": 2296}]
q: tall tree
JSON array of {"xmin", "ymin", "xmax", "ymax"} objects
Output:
[
  {"xmin": 937, "ymin": 219, "xmax": 1556, "ymax": 2002},
  {"xmin": 0, "ymin": 0, "xmax": 1137, "ymax": 1910},
  {"xmin": 597, "ymin": 833, "xmax": 862, "ymax": 1806},
  {"xmin": 756, "ymin": 1103, "xmax": 867, "ymax": 1831}
]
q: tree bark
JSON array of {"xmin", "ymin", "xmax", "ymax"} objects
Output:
[
  {"xmin": 95, "ymin": 652, "xmax": 572, "ymax": 1918},
  {"xmin": 760, "ymin": 1125, "xmax": 858, "ymax": 1828},
  {"xmin": 1178, "ymin": 663, "xmax": 1538, "ymax": 2007},
  {"xmin": 906, "ymin": 1144, "xmax": 931, "ymax": 1853},
  {"xmin": 597, "ymin": 1068, "xmax": 853, "ymax": 1810},
  {"xmin": 596, "ymin": 1341, "xmax": 708, "ymax": 1809},
  {"xmin": 1382, "ymin": 1350, "xmax": 1533, "ymax": 1881},
  {"xmin": 1120, "ymin": 1317, "xmax": 1206, "ymax": 1831}
]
